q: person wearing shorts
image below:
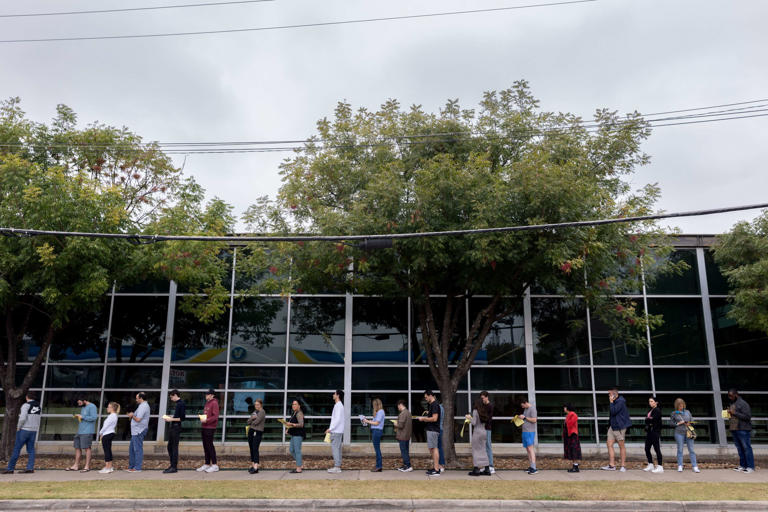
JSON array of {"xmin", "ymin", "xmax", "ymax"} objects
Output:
[
  {"xmin": 68, "ymin": 396, "xmax": 97, "ymax": 472},
  {"xmin": 417, "ymin": 390, "xmax": 441, "ymax": 476},
  {"xmin": 602, "ymin": 387, "xmax": 632, "ymax": 472},
  {"xmin": 517, "ymin": 399, "xmax": 538, "ymax": 474}
]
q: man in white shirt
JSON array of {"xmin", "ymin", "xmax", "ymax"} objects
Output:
[{"xmin": 325, "ymin": 389, "xmax": 345, "ymax": 473}]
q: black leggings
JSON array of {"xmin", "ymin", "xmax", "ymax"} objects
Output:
[
  {"xmin": 645, "ymin": 431, "xmax": 662, "ymax": 465},
  {"xmin": 102, "ymin": 433, "xmax": 114, "ymax": 462},
  {"xmin": 202, "ymin": 428, "xmax": 217, "ymax": 465},
  {"xmin": 248, "ymin": 429, "xmax": 263, "ymax": 463}
]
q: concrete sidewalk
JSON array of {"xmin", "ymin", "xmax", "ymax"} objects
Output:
[{"xmin": 1, "ymin": 468, "xmax": 764, "ymax": 483}]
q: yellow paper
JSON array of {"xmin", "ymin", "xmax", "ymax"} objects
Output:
[
  {"xmin": 721, "ymin": 409, "xmax": 731, "ymax": 419},
  {"xmin": 390, "ymin": 419, "xmax": 398, "ymax": 426},
  {"xmin": 459, "ymin": 417, "xmax": 471, "ymax": 437},
  {"xmin": 245, "ymin": 425, "xmax": 250, "ymax": 435},
  {"xmin": 513, "ymin": 417, "xmax": 525, "ymax": 428},
  {"xmin": 277, "ymin": 418, "xmax": 287, "ymax": 425},
  {"xmin": 162, "ymin": 414, "xmax": 172, "ymax": 421},
  {"xmin": 198, "ymin": 414, "xmax": 207, "ymax": 422},
  {"xmin": 73, "ymin": 414, "xmax": 81, "ymax": 423},
  {"xmin": 323, "ymin": 432, "xmax": 331, "ymax": 443}
]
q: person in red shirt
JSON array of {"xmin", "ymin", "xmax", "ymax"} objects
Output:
[
  {"xmin": 563, "ymin": 403, "xmax": 581, "ymax": 473},
  {"xmin": 197, "ymin": 389, "xmax": 220, "ymax": 473}
]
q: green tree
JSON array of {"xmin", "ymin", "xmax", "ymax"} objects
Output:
[
  {"xmin": 0, "ymin": 98, "xmax": 232, "ymax": 458},
  {"xmin": 266, "ymin": 82, "xmax": 683, "ymax": 463},
  {"xmin": 712, "ymin": 210, "xmax": 768, "ymax": 335}
]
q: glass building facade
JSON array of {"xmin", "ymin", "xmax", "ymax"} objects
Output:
[{"xmin": 2, "ymin": 237, "xmax": 767, "ymax": 447}]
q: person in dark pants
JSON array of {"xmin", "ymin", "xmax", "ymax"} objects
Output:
[
  {"xmin": 727, "ymin": 388, "xmax": 755, "ymax": 473},
  {"xmin": 395, "ymin": 400, "xmax": 413, "ymax": 472},
  {"xmin": 98, "ymin": 402, "xmax": 119, "ymax": 474},
  {"xmin": 197, "ymin": 389, "xmax": 220, "ymax": 473},
  {"xmin": 164, "ymin": 390, "xmax": 185, "ymax": 474},
  {"xmin": 643, "ymin": 396, "xmax": 663, "ymax": 473},
  {"xmin": 246, "ymin": 398, "xmax": 266, "ymax": 474}
]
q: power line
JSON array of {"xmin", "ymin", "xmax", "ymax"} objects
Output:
[
  {"xmin": 1, "ymin": 202, "xmax": 766, "ymax": 243},
  {"xmin": 0, "ymin": 0, "xmax": 273, "ymax": 18},
  {"xmin": 0, "ymin": 0, "xmax": 597, "ymax": 44}
]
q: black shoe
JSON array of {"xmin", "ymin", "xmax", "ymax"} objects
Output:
[
  {"xmin": 370, "ymin": 467, "xmax": 382, "ymax": 472},
  {"xmin": 22, "ymin": 470, "xmax": 34, "ymax": 474},
  {"xmin": 248, "ymin": 467, "xmax": 257, "ymax": 474},
  {"xmin": 528, "ymin": 467, "xmax": 539, "ymax": 475},
  {"xmin": 2, "ymin": 470, "xmax": 14, "ymax": 474},
  {"xmin": 481, "ymin": 466, "xmax": 491, "ymax": 476},
  {"xmin": 162, "ymin": 468, "xmax": 177, "ymax": 474},
  {"xmin": 426, "ymin": 469, "xmax": 440, "ymax": 476},
  {"xmin": 568, "ymin": 466, "xmax": 580, "ymax": 473},
  {"xmin": 468, "ymin": 466, "xmax": 480, "ymax": 476}
]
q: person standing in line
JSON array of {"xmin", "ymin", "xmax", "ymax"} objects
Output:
[
  {"xmin": 362, "ymin": 398, "xmax": 386, "ymax": 472},
  {"xmin": 601, "ymin": 387, "xmax": 631, "ymax": 472},
  {"xmin": 437, "ymin": 400, "xmax": 446, "ymax": 473},
  {"xmin": 285, "ymin": 399, "xmax": 305, "ymax": 474},
  {"xmin": 416, "ymin": 390, "xmax": 441, "ymax": 477},
  {"xmin": 3, "ymin": 391, "xmax": 41, "ymax": 475},
  {"xmin": 67, "ymin": 396, "xmax": 98, "ymax": 472},
  {"xmin": 126, "ymin": 392, "xmax": 150, "ymax": 472},
  {"xmin": 325, "ymin": 389, "xmax": 345, "ymax": 473},
  {"xmin": 516, "ymin": 399, "xmax": 538, "ymax": 475},
  {"xmin": 164, "ymin": 390, "xmax": 185, "ymax": 474},
  {"xmin": 562, "ymin": 403, "xmax": 581, "ymax": 473},
  {"xmin": 467, "ymin": 399, "xmax": 491, "ymax": 476},
  {"xmin": 480, "ymin": 391, "xmax": 495, "ymax": 474},
  {"xmin": 395, "ymin": 400, "xmax": 413, "ymax": 472},
  {"xmin": 97, "ymin": 402, "xmax": 119, "ymax": 474},
  {"xmin": 198, "ymin": 389, "xmax": 220, "ymax": 473},
  {"xmin": 246, "ymin": 398, "xmax": 266, "ymax": 474},
  {"xmin": 671, "ymin": 398, "xmax": 700, "ymax": 473},
  {"xmin": 643, "ymin": 396, "xmax": 664, "ymax": 473},
  {"xmin": 727, "ymin": 388, "xmax": 755, "ymax": 473}
]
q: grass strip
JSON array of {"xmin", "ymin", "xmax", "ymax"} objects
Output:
[{"xmin": 0, "ymin": 481, "xmax": 766, "ymax": 501}]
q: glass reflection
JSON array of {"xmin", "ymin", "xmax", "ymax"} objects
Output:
[
  {"xmin": 470, "ymin": 299, "xmax": 525, "ymax": 365},
  {"xmin": 108, "ymin": 297, "xmax": 167, "ymax": 362},
  {"xmin": 711, "ymin": 299, "xmax": 768, "ymax": 365},
  {"xmin": 229, "ymin": 298, "xmax": 288, "ymax": 364},
  {"xmin": 352, "ymin": 298, "xmax": 408, "ymax": 364},
  {"xmin": 648, "ymin": 299, "xmax": 708, "ymax": 365},
  {"xmin": 289, "ymin": 298, "xmax": 345, "ymax": 364},
  {"xmin": 532, "ymin": 299, "xmax": 590, "ymax": 365}
]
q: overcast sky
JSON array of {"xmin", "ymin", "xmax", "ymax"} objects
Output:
[{"xmin": 1, "ymin": 0, "xmax": 766, "ymax": 234}]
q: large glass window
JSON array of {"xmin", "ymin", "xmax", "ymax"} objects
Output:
[
  {"xmin": 654, "ymin": 368, "xmax": 711, "ymax": 391},
  {"xmin": 352, "ymin": 298, "xmax": 408, "ymax": 364},
  {"xmin": 167, "ymin": 366, "xmax": 226, "ymax": 389},
  {"xmin": 227, "ymin": 366, "xmax": 284, "ymax": 390},
  {"xmin": 469, "ymin": 392, "xmax": 528, "ymax": 417},
  {"xmin": 230, "ymin": 298, "xmax": 288, "ymax": 364},
  {"xmin": 534, "ymin": 393, "xmax": 594, "ymax": 417},
  {"xmin": 594, "ymin": 367, "xmax": 651, "ymax": 390},
  {"xmin": 647, "ymin": 298, "xmax": 708, "ymax": 365},
  {"xmin": 711, "ymin": 299, "xmax": 768, "ymax": 365},
  {"xmin": 534, "ymin": 368, "xmax": 591, "ymax": 391},
  {"xmin": 704, "ymin": 250, "xmax": 729, "ymax": 295},
  {"xmin": 171, "ymin": 306, "xmax": 229, "ymax": 364},
  {"xmin": 470, "ymin": 368, "xmax": 526, "ymax": 391},
  {"xmin": 287, "ymin": 367, "xmax": 343, "ymax": 390},
  {"xmin": 49, "ymin": 305, "xmax": 110, "ymax": 363},
  {"xmin": 411, "ymin": 367, "xmax": 467, "ymax": 391},
  {"xmin": 46, "ymin": 366, "xmax": 103, "ymax": 389},
  {"xmin": 108, "ymin": 296, "xmax": 167, "ymax": 363},
  {"xmin": 105, "ymin": 366, "xmax": 163, "ymax": 388},
  {"xmin": 350, "ymin": 393, "xmax": 405, "ymax": 417},
  {"xmin": 591, "ymin": 317, "xmax": 649, "ymax": 365},
  {"xmin": 532, "ymin": 299, "xmax": 590, "ymax": 365},
  {"xmin": 646, "ymin": 250, "xmax": 700, "ymax": 295},
  {"xmin": 469, "ymin": 299, "xmax": 525, "ymax": 365},
  {"xmin": 410, "ymin": 298, "xmax": 466, "ymax": 365},
  {"xmin": 719, "ymin": 368, "xmax": 768, "ymax": 391},
  {"xmin": 289, "ymin": 298, "xmax": 345, "ymax": 364},
  {"xmin": 352, "ymin": 367, "xmax": 408, "ymax": 390},
  {"xmin": 225, "ymin": 391, "xmax": 283, "ymax": 416}
]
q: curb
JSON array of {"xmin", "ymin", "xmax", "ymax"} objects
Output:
[{"xmin": 0, "ymin": 499, "xmax": 766, "ymax": 511}]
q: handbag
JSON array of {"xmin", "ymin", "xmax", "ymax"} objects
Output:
[{"xmin": 685, "ymin": 424, "xmax": 697, "ymax": 440}]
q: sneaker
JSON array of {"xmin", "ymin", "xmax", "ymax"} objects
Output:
[
  {"xmin": 643, "ymin": 463, "xmax": 654, "ymax": 472},
  {"xmin": 652, "ymin": 465, "xmax": 664, "ymax": 473},
  {"xmin": 21, "ymin": 470, "xmax": 34, "ymax": 474},
  {"xmin": 439, "ymin": 467, "xmax": 444, "ymax": 474},
  {"xmin": 398, "ymin": 466, "xmax": 413, "ymax": 472},
  {"xmin": 678, "ymin": 465, "xmax": 683, "ymax": 472},
  {"xmin": 733, "ymin": 466, "xmax": 745, "ymax": 472},
  {"xmin": 692, "ymin": 467, "xmax": 700, "ymax": 473},
  {"xmin": 163, "ymin": 468, "xmax": 178, "ymax": 474},
  {"xmin": 327, "ymin": 467, "xmax": 342, "ymax": 473},
  {"xmin": 600, "ymin": 465, "xmax": 616, "ymax": 471},
  {"xmin": 567, "ymin": 466, "xmax": 580, "ymax": 473},
  {"xmin": 489, "ymin": 466, "xmax": 496, "ymax": 474},
  {"xmin": 98, "ymin": 468, "xmax": 112, "ymax": 474},
  {"xmin": 204, "ymin": 464, "xmax": 219, "ymax": 473},
  {"xmin": 196, "ymin": 465, "xmax": 210, "ymax": 472},
  {"xmin": 744, "ymin": 468, "xmax": 755, "ymax": 474},
  {"xmin": 527, "ymin": 467, "xmax": 539, "ymax": 475},
  {"xmin": 619, "ymin": 466, "xmax": 626, "ymax": 472},
  {"xmin": 426, "ymin": 469, "xmax": 440, "ymax": 476},
  {"xmin": 124, "ymin": 469, "xmax": 137, "ymax": 473},
  {"xmin": 1, "ymin": 470, "xmax": 13, "ymax": 475},
  {"xmin": 370, "ymin": 467, "xmax": 382, "ymax": 472}
]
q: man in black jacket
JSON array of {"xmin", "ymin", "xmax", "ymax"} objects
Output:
[
  {"xmin": 727, "ymin": 389, "xmax": 754, "ymax": 473},
  {"xmin": 163, "ymin": 390, "xmax": 186, "ymax": 474}
]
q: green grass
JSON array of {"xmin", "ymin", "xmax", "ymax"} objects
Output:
[{"xmin": 0, "ymin": 481, "xmax": 766, "ymax": 501}]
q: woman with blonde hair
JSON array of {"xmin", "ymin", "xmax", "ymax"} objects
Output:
[
  {"xmin": 362, "ymin": 398, "xmax": 386, "ymax": 472},
  {"xmin": 671, "ymin": 398, "xmax": 700, "ymax": 473},
  {"xmin": 285, "ymin": 400, "xmax": 305, "ymax": 474},
  {"xmin": 98, "ymin": 402, "xmax": 120, "ymax": 474}
]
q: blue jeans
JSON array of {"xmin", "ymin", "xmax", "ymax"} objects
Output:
[
  {"xmin": 398, "ymin": 440, "xmax": 411, "ymax": 467},
  {"xmin": 732, "ymin": 430, "xmax": 754, "ymax": 470},
  {"xmin": 485, "ymin": 430, "xmax": 493, "ymax": 466},
  {"xmin": 674, "ymin": 432, "xmax": 697, "ymax": 467},
  {"xmin": 289, "ymin": 435, "xmax": 303, "ymax": 467},
  {"xmin": 372, "ymin": 429, "xmax": 383, "ymax": 468},
  {"xmin": 128, "ymin": 429, "xmax": 147, "ymax": 470},
  {"xmin": 7, "ymin": 430, "xmax": 36, "ymax": 471},
  {"xmin": 438, "ymin": 430, "xmax": 445, "ymax": 466}
]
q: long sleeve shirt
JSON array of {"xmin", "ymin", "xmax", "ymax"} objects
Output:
[
  {"xmin": 370, "ymin": 409, "xmax": 386, "ymax": 431},
  {"xmin": 564, "ymin": 411, "xmax": 579, "ymax": 436},
  {"xmin": 670, "ymin": 409, "xmax": 693, "ymax": 436},
  {"xmin": 99, "ymin": 412, "xmax": 118, "ymax": 436},
  {"xmin": 395, "ymin": 409, "xmax": 412, "ymax": 441},
  {"xmin": 609, "ymin": 396, "xmax": 632, "ymax": 430},
  {"xmin": 328, "ymin": 401, "xmax": 344, "ymax": 434},
  {"xmin": 77, "ymin": 402, "xmax": 98, "ymax": 435},
  {"xmin": 202, "ymin": 399, "xmax": 220, "ymax": 429},
  {"xmin": 17, "ymin": 400, "xmax": 41, "ymax": 432},
  {"xmin": 246, "ymin": 409, "xmax": 266, "ymax": 432},
  {"xmin": 729, "ymin": 397, "xmax": 752, "ymax": 431}
]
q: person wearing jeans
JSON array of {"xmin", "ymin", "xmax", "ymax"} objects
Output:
[
  {"xmin": 727, "ymin": 389, "xmax": 754, "ymax": 473},
  {"xmin": 480, "ymin": 391, "xmax": 494, "ymax": 473},
  {"xmin": 671, "ymin": 398, "xmax": 699, "ymax": 473},
  {"xmin": 126, "ymin": 392, "xmax": 150, "ymax": 472},
  {"xmin": 325, "ymin": 390, "xmax": 345, "ymax": 473},
  {"xmin": 4, "ymin": 392, "xmax": 41, "ymax": 475},
  {"xmin": 363, "ymin": 398, "xmax": 386, "ymax": 471},
  {"xmin": 437, "ymin": 402, "xmax": 445, "ymax": 471},
  {"xmin": 286, "ymin": 400, "xmax": 305, "ymax": 473},
  {"xmin": 395, "ymin": 400, "xmax": 413, "ymax": 472}
]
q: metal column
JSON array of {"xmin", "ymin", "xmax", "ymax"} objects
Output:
[{"xmin": 156, "ymin": 280, "xmax": 177, "ymax": 443}]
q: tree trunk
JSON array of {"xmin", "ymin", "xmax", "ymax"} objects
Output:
[
  {"xmin": 438, "ymin": 381, "xmax": 459, "ymax": 466},
  {"xmin": 1, "ymin": 391, "xmax": 24, "ymax": 461}
]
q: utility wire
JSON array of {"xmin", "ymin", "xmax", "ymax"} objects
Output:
[
  {"xmin": 0, "ymin": 0, "xmax": 597, "ymax": 43},
  {"xmin": 0, "ymin": 0, "xmax": 273, "ymax": 18},
  {"xmin": 1, "ymin": 202, "xmax": 766, "ymax": 243}
]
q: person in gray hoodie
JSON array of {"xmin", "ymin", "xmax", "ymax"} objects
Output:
[
  {"xmin": 4, "ymin": 392, "xmax": 41, "ymax": 474},
  {"xmin": 727, "ymin": 389, "xmax": 755, "ymax": 473}
]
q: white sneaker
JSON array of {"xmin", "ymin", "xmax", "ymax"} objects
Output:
[
  {"xmin": 733, "ymin": 466, "xmax": 745, "ymax": 472},
  {"xmin": 652, "ymin": 465, "xmax": 664, "ymax": 473},
  {"xmin": 600, "ymin": 465, "xmax": 616, "ymax": 471},
  {"xmin": 692, "ymin": 467, "xmax": 700, "ymax": 473},
  {"xmin": 439, "ymin": 467, "xmax": 444, "ymax": 474},
  {"xmin": 744, "ymin": 468, "xmax": 755, "ymax": 474},
  {"xmin": 678, "ymin": 465, "xmax": 683, "ymax": 472},
  {"xmin": 619, "ymin": 466, "xmax": 626, "ymax": 472},
  {"xmin": 643, "ymin": 463, "xmax": 654, "ymax": 472},
  {"xmin": 327, "ymin": 467, "xmax": 341, "ymax": 473},
  {"xmin": 98, "ymin": 468, "xmax": 112, "ymax": 474},
  {"xmin": 205, "ymin": 464, "xmax": 219, "ymax": 473},
  {"xmin": 489, "ymin": 466, "xmax": 496, "ymax": 474},
  {"xmin": 196, "ymin": 465, "xmax": 210, "ymax": 472}
]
